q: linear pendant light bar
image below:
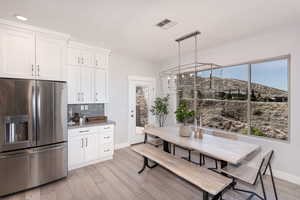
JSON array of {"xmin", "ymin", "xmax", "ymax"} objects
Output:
[{"xmin": 175, "ymin": 31, "xmax": 201, "ymax": 42}]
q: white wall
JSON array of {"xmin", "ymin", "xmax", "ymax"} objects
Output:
[
  {"xmin": 161, "ymin": 25, "xmax": 300, "ymax": 185},
  {"xmin": 107, "ymin": 53, "xmax": 158, "ymax": 148}
]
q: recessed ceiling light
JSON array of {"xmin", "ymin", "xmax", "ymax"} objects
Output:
[{"xmin": 15, "ymin": 15, "xmax": 28, "ymax": 21}]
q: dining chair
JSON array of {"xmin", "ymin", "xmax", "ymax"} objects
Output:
[{"xmin": 220, "ymin": 149, "xmax": 278, "ymax": 200}]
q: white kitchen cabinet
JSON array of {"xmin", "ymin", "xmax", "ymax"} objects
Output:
[
  {"xmin": 94, "ymin": 68, "xmax": 108, "ymax": 103},
  {"xmin": 68, "ymin": 48, "xmax": 82, "ymax": 66},
  {"xmin": 0, "ymin": 23, "xmax": 69, "ymax": 81},
  {"xmin": 0, "ymin": 28, "xmax": 35, "ymax": 79},
  {"xmin": 84, "ymin": 133, "xmax": 99, "ymax": 162},
  {"xmin": 68, "ymin": 135, "xmax": 85, "ymax": 167},
  {"xmin": 81, "ymin": 67, "xmax": 94, "ymax": 103},
  {"xmin": 68, "ymin": 66, "xmax": 81, "ymax": 104},
  {"xmin": 68, "ymin": 48, "xmax": 95, "ymax": 67},
  {"xmin": 95, "ymin": 53, "xmax": 108, "ymax": 69},
  {"xmin": 35, "ymin": 34, "xmax": 66, "ymax": 81},
  {"xmin": 68, "ymin": 124, "xmax": 114, "ymax": 170},
  {"xmin": 68, "ymin": 66, "xmax": 94, "ymax": 104},
  {"xmin": 81, "ymin": 50, "xmax": 95, "ymax": 67}
]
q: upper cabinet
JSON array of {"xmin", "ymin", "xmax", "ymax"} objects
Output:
[
  {"xmin": 0, "ymin": 28, "xmax": 35, "ymax": 79},
  {"xmin": 95, "ymin": 53, "xmax": 108, "ymax": 69},
  {"xmin": 35, "ymin": 34, "xmax": 67, "ymax": 81},
  {"xmin": 67, "ymin": 41, "xmax": 110, "ymax": 104},
  {"xmin": 0, "ymin": 21, "xmax": 70, "ymax": 81}
]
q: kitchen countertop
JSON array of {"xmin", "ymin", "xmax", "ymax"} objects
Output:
[{"xmin": 68, "ymin": 120, "xmax": 116, "ymax": 129}]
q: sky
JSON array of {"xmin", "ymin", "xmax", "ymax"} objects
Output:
[{"xmin": 197, "ymin": 59, "xmax": 288, "ymax": 91}]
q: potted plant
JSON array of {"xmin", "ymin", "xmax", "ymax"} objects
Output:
[
  {"xmin": 175, "ymin": 100, "xmax": 195, "ymax": 137},
  {"xmin": 150, "ymin": 95, "xmax": 169, "ymax": 127}
]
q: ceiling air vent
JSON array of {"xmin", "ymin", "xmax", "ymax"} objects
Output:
[{"xmin": 156, "ymin": 19, "xmax": 177, "ymax": 30}]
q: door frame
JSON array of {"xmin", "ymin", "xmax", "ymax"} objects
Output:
[{"xmin": 128, "ymin": 76, "xmax": 156, "ymax": 145}]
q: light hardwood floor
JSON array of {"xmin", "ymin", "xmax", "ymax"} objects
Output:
[{"xmin": 1, "ymin": 147, "xmax": 300, "ymax": 200}]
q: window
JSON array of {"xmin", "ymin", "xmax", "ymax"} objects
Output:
[{"xmin": 176, "ymin": 56, "xmax": 289, "ymax": 141}]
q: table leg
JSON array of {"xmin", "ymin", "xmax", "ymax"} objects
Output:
[
  {"xmin": 163, "ymin": 141, "xmax": 170, "ymax": 153},
  {"xmin": 203, "ymin": 191, "xmax": 209, "ymax": 200},
  {"xmin": 220, "ymin": 160, "xmax": 228, "ymax": 169}
]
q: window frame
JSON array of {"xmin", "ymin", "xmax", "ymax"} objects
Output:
[{"xmin": 176, "ymin": 55, "xmax": 291, "ymax": 143}]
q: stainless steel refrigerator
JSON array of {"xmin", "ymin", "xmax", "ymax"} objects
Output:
[{"xmin": 0, "ymin": 78, "xmax": 67, "ymax": 196}]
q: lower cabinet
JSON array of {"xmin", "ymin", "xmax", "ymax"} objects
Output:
[{"xmin": 68, "ymin": 125, "xmax": 114, "ymax": 170}]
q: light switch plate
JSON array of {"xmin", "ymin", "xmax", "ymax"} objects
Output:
[
  {"xmin": 80, "ymin": 105, "xmax": 84, "ymax": 111},
  {"xmin": 85, "ymin": 105, "xmax": 88, "ymax": 110}
]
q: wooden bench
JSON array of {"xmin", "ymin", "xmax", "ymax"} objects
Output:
[{"xmin": 131, "ymin": 144, "xmax": 233, "ymax": 200}]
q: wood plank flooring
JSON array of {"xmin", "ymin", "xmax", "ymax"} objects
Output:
[{"xmin": 1, "ymin": 147, "xmax": 300, "ymax": 200}]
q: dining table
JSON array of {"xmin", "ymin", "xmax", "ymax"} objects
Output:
[{"xmin": 144, "ymin": 126, "xmax": 260, "ymax": 167}]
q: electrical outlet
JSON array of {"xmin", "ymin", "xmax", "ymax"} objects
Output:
[
  {"xmin": 85, "ymin": 105, "xmax": 88, "ymax": 110},
  {"xmin": 80, "ymin": 105, "xmax": 84, "ymax": 111}
]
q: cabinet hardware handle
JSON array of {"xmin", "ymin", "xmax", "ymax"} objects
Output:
[
  {"xmin": 81, "ymin": 138, "xmax": 84, "ymax": 148},
  {"xmin": 86, "ymin": 138, "xmax": 88, "ymax": 147},
  {"xmin": 77, "ymin": 93, "xmax": 80, "ymax": 102},
  {"xmin": 96, "ymin": 60, "xmax": 98, "ymax": 66},
  {"xmin": 104, "ymin": 127, "xmax": 110, "ymax": 129},
  {"xmin": 79, "ymin": 130, "xmax": 89, "ymax": 133},
  {"xmin": 32, "ymin": 65, "xmax": 35, "ymax": 76},
  {"xmin": 104, "ymin": 149, "xmax": 110, "ymax": 152},
  {"xmin": 104, "ymin": 136, "xmax": 110, "ymax": 139},
  {"xmin": 78, "ymin": 57, "xmax": 80, "ymax": 64},
  {"xmin": 37, "ymin": 65, "xmax": 40, "ymax": 76}
]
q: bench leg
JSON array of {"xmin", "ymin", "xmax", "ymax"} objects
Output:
[
  {"xmin": 138, "ymin": 157, "xmax": 148, "ymax": 174},
  {"xmin": 138, "ymin": 157, "xmax": 158, "ymax": 174}
]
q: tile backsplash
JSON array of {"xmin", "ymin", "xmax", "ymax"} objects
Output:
[{"xmin": 68, "ymin": 104, "xmax": 105, "ymax": 121}]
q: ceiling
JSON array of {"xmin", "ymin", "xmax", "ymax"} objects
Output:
[{"xmin": 0, "ymin": 0, "xmax": 300, "ymax": 64}]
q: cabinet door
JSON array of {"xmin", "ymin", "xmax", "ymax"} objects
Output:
[
  {"xmin": 84, "ymin": 133, "xmax": 98, "ymax": 162},
  {"xmin": 67, "ymin": 66, "xmax": 81, "ymax": 104},
  {"xmin": 36, "ymin": 35, "xmax": 66, "ymax": 81},
  {"xmin": 95, "ymin": 53, "xmax": 108, "ymax": 69},
  {"xmin": 81, "ymin": 67, "xmax": 94, "ymax": 103},
  {"xmin": 94, "ymin": 69, "xmax": 107, "ymax": 103},
  {"xmin": 0, "ymin": 28, "xmax": 35, "ymax": 79},
  {"xmin": 68, "ymin": 135, "xmax": 85, "ymax": 168},
  {"xmin": 68, "ymin": 48, "xmax": 81, "ymax": 66},
  {"xmin": 81, "ymin": 50, "xmax": 95, "ymax": 67}
]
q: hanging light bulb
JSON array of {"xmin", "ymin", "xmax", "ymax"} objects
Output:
[{"xmin": 190, "ymin": 73, "xmax": 194, "ymax": 77}]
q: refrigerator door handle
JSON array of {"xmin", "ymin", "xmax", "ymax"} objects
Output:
[
  {"xmin": 33, "ymin": 144, "xmax": 66, "ymax": 153},
  {"xmin": 32, "ymin": 83, "xmax": 37, "ymax": 144},
  {"xmin": 36, "ymin": 85, "xmax": 41, "ymax": 141},
  {"xmin": 0, "ymin": 149, "xmax": 33, "ymax": 159}
]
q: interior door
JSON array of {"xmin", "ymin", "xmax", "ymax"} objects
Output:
[
  {"xmin": 35, "ymin": 35, "xmax": 66, "ymax": 81},
  {"xmin": 67, "ymin": 66, "xmax": 81, "ymax": 104},
  {"xmin": 128, "ymin": 78, "xmax": 156, "ymax": 144},
  {"xmin": 0, "ymin": 28, "xmax": 35, "ymax": 79},
  {"xmin": 94, "ymin": 69, "xmax": 107, "ymax": 103}
]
